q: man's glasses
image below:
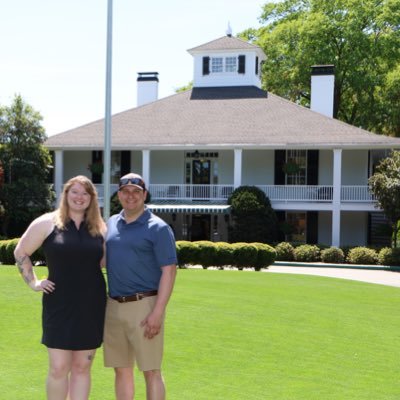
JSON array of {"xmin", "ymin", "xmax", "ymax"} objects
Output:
[{"xmin": 119, "ymin": 177, "xmax": 145, "ymax": 189}]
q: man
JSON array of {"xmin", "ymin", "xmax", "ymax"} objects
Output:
[{"xmin": 104, "ymin": 172, "xmax": 177, "ymax": 400}]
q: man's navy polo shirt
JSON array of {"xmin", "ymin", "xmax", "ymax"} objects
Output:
[{"xmin": 106, "ymin": 208, "xmax": 177, "ymax": 297}]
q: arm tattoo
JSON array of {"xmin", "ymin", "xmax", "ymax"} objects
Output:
[
  {"xmin": 16, "ymin": 255, "xmax": 28, "ymax": 273},
  {"xmin": 22, "ymin": 269, "xmax": 35, "ymax": 285},
  {"xmin": 15, "ymin": 255, "xmax": 34, "ymax": 285}
]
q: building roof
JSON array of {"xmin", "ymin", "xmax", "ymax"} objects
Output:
[
  {"xmin": 187, "ymin": 35, "xmax": 261, "ymax": 53},
  {"xmin": 45, "ymin": 86, "xmax": 400, "ymax": 151}
]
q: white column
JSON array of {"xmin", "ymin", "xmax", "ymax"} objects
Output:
[
  {"xmin": 54, "ymin": 150, "xmax": 64, "ymax": 206},
  {"xmin": 142, "ymin": 150, "xmax": 150, "ymax": 185},
  {"xmin": 332, "ymin": 149, "xmax": 342, "ymax": 247},
  {"xmin": 234, "ymin": 149, "xmax": 242, "ymax": 188}
]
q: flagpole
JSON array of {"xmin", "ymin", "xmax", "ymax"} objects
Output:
[{"xmin": 103, "ymin": 0, "xmax": 113, "ymax": 220}]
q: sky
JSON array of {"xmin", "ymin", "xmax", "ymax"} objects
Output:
[{"xmin": 0, "ymin": 0, "xmax": 267, "ymax": 136}]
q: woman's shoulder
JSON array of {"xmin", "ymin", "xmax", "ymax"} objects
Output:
[
  {"xmin": 29, "ymin": 212, "xmax": 56, "ymax": 234},
  {"xmin": 34, "ymin": 211, "xmax": 57, "ymax": 225},
  {"xmin": 20, "ymin": 212, "xmax": 56, "ymax": 245}
]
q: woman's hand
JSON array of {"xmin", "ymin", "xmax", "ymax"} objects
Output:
[{"xmin": 34, "ymin": 279, "xmax": 55, "ymax": 293}]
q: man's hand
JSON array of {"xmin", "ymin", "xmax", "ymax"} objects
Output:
[{"xmin": 141, "ymin": 311, "xmax": 163, "ymax": 339}]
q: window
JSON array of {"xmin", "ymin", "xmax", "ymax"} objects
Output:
[
  {"xmin": 211, "ymin": 57, "xmax": 223, "ymax": 73},
  {"xmin": 225, "ymin": 57, "xmax": 237, "ymax": 72},
  {"xmin": 285, "ymin": 149, "xmax": 307, "ymax": 185},
  {"xmin": 210, "ymin": 56, "xmax": 240, "ymax": 73}
]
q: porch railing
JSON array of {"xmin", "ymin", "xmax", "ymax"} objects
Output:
[
  {"xmin": 149, "ymin": 184, "xmax": 234, "ymax": 201},
  {"xmin": 94, "ymin": 184, "xmax": 375, "ymax": 204},
  {"xmin": 341, "ymin": 186, "xmax": 375, "ymax": 202}
]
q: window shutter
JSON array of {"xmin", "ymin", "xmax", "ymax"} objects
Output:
[
  {"xmin": 91, "ymin": 151, "xmax": 103, "ymax": 184},
  {"xmin": 238, "ymin": 55, "xmax": 245, "ymax": 74},
  {"xmin": 275, "ymin": 211, "xmax": 286, "ymax": 242},
  {"xmin": 307, "ymin": 150, "xmax": 319, "ymax": 185},
  {"xmin": 121, "ymin": 151, "xmax": 131, "ymax": 176},
  {"xmin": 306, "ymin": 212, "xmax": 318, "ymax": 244},
  {"xmin": 255, "ymin": 56, "xmax": 259, "ymax": 75},
  {"xmin": 274, "ymin": 150, "xmax": 286, "ymax": 185},
  {"xmin": 202, "ymin": 57, "xmax": 210, "ymax": 75}
]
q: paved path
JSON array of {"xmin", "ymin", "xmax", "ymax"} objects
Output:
[{"xmin": 267, "ymin": 266, "xmax": 400, "ymax": 288}]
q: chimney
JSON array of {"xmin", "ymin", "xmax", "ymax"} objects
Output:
[
  {"xmin": 137, "ymin": 72, "xmax": 159, "ymax": 107},
  {"xmin": 310, "ymin": 65, "xmax": 334, "ymax": 118}
]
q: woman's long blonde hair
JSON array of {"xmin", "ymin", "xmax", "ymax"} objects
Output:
[{"xmin": 54, "ymin": 175, "xmax": 105, "ymax": 237}]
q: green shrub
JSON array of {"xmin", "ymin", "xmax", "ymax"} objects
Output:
[
  {"xmin": 110, "ymin": 191, "xmax": 122, "ymax": 216},
  {"xmin": 321, "ymin": 247, "xmax": 345, "ymax": 264},
  {"xmin": 0, "ymin": 238, "xmax": 45, "ymax": 266},
  {"xmin": 195, "ymin": 241, "xmax": 218, "ymax": 269},
  {"xmin": 275, "ymin": 242, "xmax": 295, "ymax": 261},
  {"xmin": 378, "ymin": 247, "xmax": 400, "ymax": 267},
  {"xmin": 294, "ymin": 244, "xmax": 321, "ymax": 262},
  {"xmin": 253, "ymin": 242, "xmax": 276, "ymax": 271},
  {"xmin": 228, "ymin": 186, "xmax": 279, "ymax": 243},
  {"xmin": 340, "ymin": 246, "xmax": 353, "ymax": 259},
  {"xmin": 175, "ymin": 241, "xmax": 199, "ymax": 267},
  {"xmin": 0, "ymin": 240, "xmax": 10, "ymax": 264},
  {"xmin": 5, "ymin": 238, "xmax": 19, "ymax": 265},
  {"xmin": 231, "ymin": 242, "xmax": 258, "ymax": 270},
  {"xmin": 346, "ymin": 247, "xmax": 378, "ymax": 265},
  {"xmin": 214, "ymin": 242, "xmax": 234, "ymax": 269}
]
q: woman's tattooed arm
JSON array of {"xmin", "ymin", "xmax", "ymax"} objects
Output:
[{"xmin": 15, "ymin": 254, "xmax": 35, "ymax": 286}]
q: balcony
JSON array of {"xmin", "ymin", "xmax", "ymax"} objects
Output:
[{"xmin": 95, "ymin": 184, "xmax": 376, "ymax": 209}]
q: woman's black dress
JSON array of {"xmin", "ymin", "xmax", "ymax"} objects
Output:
[{"xmin": 41, "ymin": 220, "xmax": 106, "ymax": 350}]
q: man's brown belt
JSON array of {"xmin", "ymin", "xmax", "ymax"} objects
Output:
[{"xmin": 111, "ymin": 290, "xmax": 158, "ymax": 303}]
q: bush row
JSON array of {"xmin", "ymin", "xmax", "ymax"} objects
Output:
[
  {"xmin": 176, "ymin": 241, "xmax": 276, "ymax": 270},
  {"xmin": 0, "ymin": 239, "xmax": 276, "ymax": 271},
  {"xmin": 1, "ymin": 239, "xmax": 399, "ymax": 268},
  {"xmin": 275, "ymin": 242, "xmax": 400, "ymax": 267}
]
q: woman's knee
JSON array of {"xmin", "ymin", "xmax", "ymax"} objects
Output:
[
  {"xmin": 49, "ymin": 359, "xmax": 70, "ymax": 380},
  {"xmin": 71, "ymin": 351, "xmax": 95, "ymax": 375}
]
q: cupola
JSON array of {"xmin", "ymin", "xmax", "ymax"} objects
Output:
[{"xmin": 187, "ymin": 28, "xmax": 266, "ymax": 89}]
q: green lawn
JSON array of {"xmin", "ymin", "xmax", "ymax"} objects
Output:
[{"xmin": 1, "ymin": 266, "xmax": 399, "ymax": 399}]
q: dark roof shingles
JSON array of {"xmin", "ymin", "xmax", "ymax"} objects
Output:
[{"xmin": 45, "ymin": 86, "xmax": 400, "ymax": 149}]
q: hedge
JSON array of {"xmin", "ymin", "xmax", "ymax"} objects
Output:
[
  {"xmin": 0, "ymin": 239, "xmax": 45, "ymax": 265},
  {"xmin": 2, "ymin": 238, "xmax": 399, "ymax": 269},
  {"xmin": 175, "ymin": 240, "xmax": 276, "ymax": 270}
]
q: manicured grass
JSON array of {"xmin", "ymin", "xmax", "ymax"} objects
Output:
[{"xmin": 1, "ymin": 266, "xmax": 400, "ymax": 399}]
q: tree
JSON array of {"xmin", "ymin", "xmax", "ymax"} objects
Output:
[
  {"xmin": 228, "ymin": 186, "xmax": 279, "ymax": 244},
  {"xmin": 239, "ymin": 0, "xmax": 400, "ymax": 136},
  {"xmin": 368, "ymin": 151, "xmax": 400, "ymax": 248},
  {"xmin": 175, "ymin": 81, "xmax": 193, "ymax": 93},
  {"xmin": 0, "ymin": 157, "xmax": 4, "ymax": 230},
  {"xmin": 0, "ymin": 95, "xmax": 55, "ymax": 237},
  {"xmin": 383, "ymin": 65, "xmax": 400, "ymax": 137}
]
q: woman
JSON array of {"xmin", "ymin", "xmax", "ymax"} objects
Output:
[{"xmin": 14, "ymin": 175, "xmax": 107, "ymax": 400}]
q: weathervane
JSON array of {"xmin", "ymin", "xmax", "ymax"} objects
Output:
[{"xmin": 226, "ymin": 21, "xmax": 232, "ymax": 37}]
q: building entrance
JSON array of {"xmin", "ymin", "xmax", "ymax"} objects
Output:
[{"xmin": 191, "ymin": 215, "xmax": 211, "ymax": 241}]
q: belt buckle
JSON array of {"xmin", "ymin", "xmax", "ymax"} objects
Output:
[
  {"xmin": 136, "ymin": 293, "xmax": 141, "ymax": 301},
  {"xmin": 121, "ymin": 296, "xmax": 126, "ymax": 303}
]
